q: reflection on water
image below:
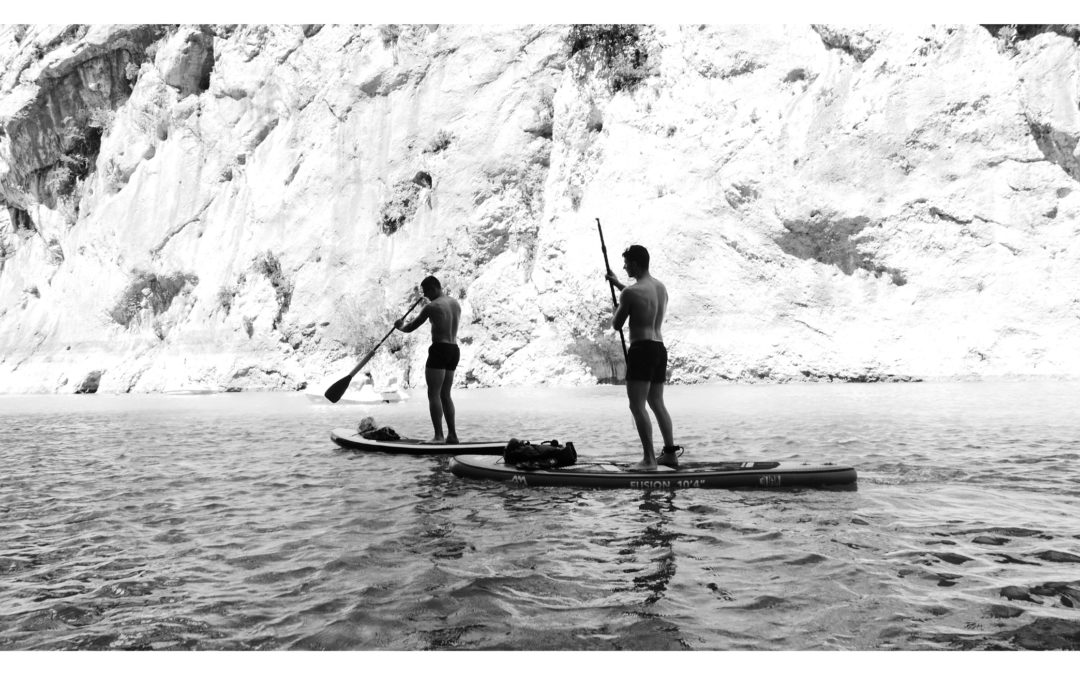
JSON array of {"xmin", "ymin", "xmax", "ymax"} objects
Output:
[
  {"xmin": 626, "ymin": 494, "xmax": 679, "ymax": 607},
  {"xmin": 2, "ymin": 382, "xmax": 1080, "ymax": 650}
]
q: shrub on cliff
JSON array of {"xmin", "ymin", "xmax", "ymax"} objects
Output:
[
  {"xmin": 333, "ymin": 295, "xmax": 410, "ymax": 358},
  {"xmin": 253, "ymin": 251, "xmax": 292, "ymax": 329},
  {"xmin": 565, "ymin": 306, "xmax": 626, "ymax": 383},
  {"xmin": 424, "ymin": 129, "xmax": 453, "ymax": 154},
  {"xmin": 379, "ymin": 178, "xmax": 423, "ymax": 235},
  {"xmin": 108, "ymin": 269, "xmax": 199, "ymax": 328},
  {"xmin": 216, "ymin": 285, "xmax": 236, "ymax": 315},
  {"xmin": 0, "ymin": 239, "xmax": 11, "ymax": 274},
  {"xmin": 566, "ymin": 24, "xmax": 654, "ymax": 93}
]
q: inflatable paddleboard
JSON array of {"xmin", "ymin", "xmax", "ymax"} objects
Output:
[
  {"xmin": 449, "ymin": 455, "xmax": 857, "ymax": 489},
  {"xmin": 330, "ymin": 428, "xmax": 505, "ymax": 455}
]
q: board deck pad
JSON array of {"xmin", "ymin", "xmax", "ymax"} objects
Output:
[
  {"xmin": 330, "ymin": 428, "xmax": 505, "ymax": 455},
  {"xmin": 449, "ymin": 454, "xmax": 857, "ymax": 489}
]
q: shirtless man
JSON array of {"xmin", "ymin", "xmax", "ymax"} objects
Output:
[
  {"xmin": 606, "ymin": 245, "xmax": 681, "ymax": 470},
  {"xmin": 394, "ymin": 275, "xmax": 461, "ymax": 443}
]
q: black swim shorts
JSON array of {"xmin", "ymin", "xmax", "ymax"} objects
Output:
[
  {"xmin": 626, "ymin": 341, "xmax": 667, "ymax": 383},
  {"xmin": 426, "ymin": 342, "xmax": 460, "ymax": 370}
]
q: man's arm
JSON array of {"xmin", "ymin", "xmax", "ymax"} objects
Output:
[
  {"xmin": 395, "ymin": 305, "xmax": 429, "ymax": 333},
  {"xmin": 605, "ymin": 271, "xmax": 626, "ymax": 291},
  {"xmin": 612, "ymin": 288, "xmax": 631, "ymax": 331}
]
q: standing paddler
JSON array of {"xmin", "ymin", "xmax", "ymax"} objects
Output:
[
  {"xmin": 605, "ymin": 244, "xmax": 682, "ymax": 470},
  {"xmin": 394, "ymin": 275, "xmax": 461, "ymax": 444}
]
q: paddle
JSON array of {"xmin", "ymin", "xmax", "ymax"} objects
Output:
[
  {"xmin": 595, "ymin": 217, "xmax": 628, "ymax": 361},
  {"xmin": 323, "ymin": 295, "xmax": 424, "ymax": 403}
]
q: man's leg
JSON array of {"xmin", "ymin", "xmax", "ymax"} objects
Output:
[
  {"xmin": 646, "ymin": 382, "xmax": 674, "ymax": 449},
  {"xmin": 425, "ymin": 367, "xmax": 447, "ymax": 442},
  {"xmin": 627, "ymin": 379, "xmax": 656, "ymax": 469},
  {"xmin": 441, "ymin": 368, "xmax": 457, "ymax": 443}
]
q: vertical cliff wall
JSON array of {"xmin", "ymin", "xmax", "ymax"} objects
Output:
[{"xmin": 1, "ymin": 24, "xmax": 1079, "ymax": 393}]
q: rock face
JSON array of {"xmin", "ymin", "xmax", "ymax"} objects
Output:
[{"xmin": 1, "ymin": 24, "xmax": 1079, "ymax": 393}]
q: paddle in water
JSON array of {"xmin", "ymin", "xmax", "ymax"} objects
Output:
[
  {"xmin": 596, "ymin": 217, "xmax": 628, "ymax": 361},
  {"xmin": 323, "ymin": 296, "xmax": 424, "ymax": 403}
]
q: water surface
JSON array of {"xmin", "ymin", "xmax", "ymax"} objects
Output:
[{"xmin": 2, "ymin": 382, "xmax": 1079, "ymax": 650}]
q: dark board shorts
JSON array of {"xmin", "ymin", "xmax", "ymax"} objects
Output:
[
  {"xmin": 426, "ymin": 343, "xmax": 460, "ymax": 371},
  {"xmin": 626, "ymin": 341, "xmax": 667, "ymax": 383}
]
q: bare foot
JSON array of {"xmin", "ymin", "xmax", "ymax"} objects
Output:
[
  {"xmin": 425, "ymin": 437, "xmax": 446, "ymax": 444},
  {"xmin": 631, "ymin": 460, "xmax": 659, "ymax": 471},
  {"xmin": 445, "ymin": 436, "xmax": 459, "ymax": 444}
]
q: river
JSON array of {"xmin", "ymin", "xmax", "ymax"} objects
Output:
[{"xmin": 2, "ymin": 381, "xmax": 1079, "ymax": 651}]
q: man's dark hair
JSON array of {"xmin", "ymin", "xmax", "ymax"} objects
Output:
[
  {"xmin": 622, "ymin": 245, "xmax": 650, "ymax": 270},
  {"xmin": 420, "ymin": 275, "xmax": 441, "ymax": 291}
]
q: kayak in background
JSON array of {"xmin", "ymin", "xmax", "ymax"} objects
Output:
[
  {"xmin": 330, "ymin": 428, "xmax": 505, "ymax": 455},
  {"xmin": 308, "ymin": 378, "xmax": 409, "ymax": 405},
  {"xmin": 449, "ymin": 454, "xmax": 857, "ymax": 489}
]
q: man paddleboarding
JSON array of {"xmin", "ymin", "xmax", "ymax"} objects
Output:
[
  {"xmin": 395, "ymin": 275, "xmax": 461, "ymax": 443},
  {"xmin": 606, "ymin": 245, "xmax": 682, "ymax": 470}
]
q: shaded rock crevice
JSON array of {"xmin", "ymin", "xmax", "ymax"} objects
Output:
[
  {"xmin": 1, "ymin": 27, "xmax": 167, "ymax": 210},
  {"xmin": 1028, "ymin": 120, "xmax": 1080, "ymax": 182},
  {"xmin": 776, "ymin": 214, "xmax": 907, "ymax": 286},
  {"xmin": 158, "ymin": 27, "xmax": 215, "ymax": 98},
  {"xmin": 74, "ymin": 369, "xmax": 102, "ymax": 393},
  {"xmin": 5, "ymin": 205, "xmax": 35, "ymax": 234},
  {"xmin": 982, "ymin": 24, "xmax": 1080, "ymax": 44},
  {"xmin": 810, "ymin": 25, "xmax": 879, "ymax": 63}
]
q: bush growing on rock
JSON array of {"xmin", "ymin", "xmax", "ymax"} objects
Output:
[
  {"xmin": 88, "ymin": 108, "xmax": 116, "ymax": 135},
  {"xmin": 424, "ymin": 130, "xmax": 453, "ymax": 154},
  {"xmin": 108, "ymin": 268, "xmax": 199, "ymax": 328},
  {"xmin": 525, "ymin": 88, "xmax": 555, "ymax": 139},
  {"xmin": 0, "ymin": 239, "xmax": 11, "ymax": 273},
  {"xmin": 56, "ymin": 122, "xmax": 103, "ymax": 187},
  {"xmin": 566, "ymin": 24, "xmax": 654, "ymax": 92},
  {"xmin": 565, "ymin": 308, "xmax": 626, "ymax": 383},
  {"xmin": 379, "ymin": 25, "xmax": 401, "ymax": 47},
  {"xmin": 334, "ymin": 296, "xmax": 403, "ymax": 354},
  {"xmin": 252, "ymin": 251, "xmax": 293, "ymax": 329},
  {"xmin": 379, "ymin": 178, "xmax": 422, "ymax": 235},
  {"xmin": 42, "ymin": 163, "xmax": 76, "ymax": 198},
  {"xmin": 216, "ymin": 285, "xmax": 236, "ymax": 315}
]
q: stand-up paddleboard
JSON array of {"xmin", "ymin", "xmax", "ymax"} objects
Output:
[
  {"xmin": 330, "ymin": 429, "xmax": 505, "ymax": 455},
  {"xmin": 449, "ymin": 455, "xmax": 857, "ymax": 489}
]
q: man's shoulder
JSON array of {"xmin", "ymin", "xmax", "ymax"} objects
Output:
[
  {"xmin": 634, "ymin": 276, "xmax": 665, "ymax": 291},
  {"xmin": 439, "ymin": 296, "xmax": 462, "ymax": 313}
]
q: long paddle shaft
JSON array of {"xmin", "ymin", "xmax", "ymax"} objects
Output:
[
  {"xmin": 596, "ymin": 218, "xmax": 628, "ymax": 361},
  {"xmin": 324, "ymin": 296, "xmax": 424, "ymax": 402}
]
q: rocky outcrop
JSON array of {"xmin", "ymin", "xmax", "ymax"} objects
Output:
[{"xmin": 1, "ymin": 24, "xmax": 1080, "ymax": 393}]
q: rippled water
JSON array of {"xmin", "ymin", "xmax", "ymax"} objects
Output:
[{"xmin": 2, "ymin": 382, "xmax": 1079, "ymax": 651}]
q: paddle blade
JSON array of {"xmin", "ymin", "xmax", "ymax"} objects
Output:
[{"xmin": 324, "ymin": 374, "xmax": 353, "ymax": 403}]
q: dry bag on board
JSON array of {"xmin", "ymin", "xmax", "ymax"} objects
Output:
[
  {"xmin": 358, "ymin": 416, "xmax": 401, "ymax": 441},
  {"xmin": 504, "ymin": 438, "xmax": 577, "ymax": 470}
]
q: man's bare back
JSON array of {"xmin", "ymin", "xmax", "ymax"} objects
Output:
[
  {"xmin": 420, "ymin": 295, "xmax": 460, "ymax": 344},
  {"xmin": 613, "ymin": 274, "xmax": 667, "ymax": 344}
]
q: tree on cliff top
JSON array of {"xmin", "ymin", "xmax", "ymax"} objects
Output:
[{"xmin": 566, "ymin": 24, "xmax": 654, "ymax": 93}]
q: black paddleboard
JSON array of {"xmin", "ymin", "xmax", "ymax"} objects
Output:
[
  {"xmin": 331, "ymin": 428, "xmax": 505, "ymax": 455},
  {"xmin": 449, "ymin": 454, "xmax": 857, "ymax": 489}
]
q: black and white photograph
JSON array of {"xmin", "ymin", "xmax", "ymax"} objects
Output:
[{"xmin": 1, "ymin": 2, "xmax": 1079, "ymax": 660}]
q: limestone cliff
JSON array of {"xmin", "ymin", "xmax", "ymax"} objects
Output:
[{"xmin": 1, "ymin": 24, "xmax": 1078, "ymax": 394}]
